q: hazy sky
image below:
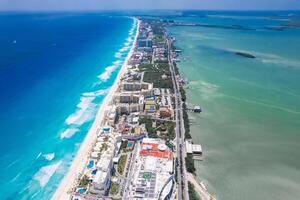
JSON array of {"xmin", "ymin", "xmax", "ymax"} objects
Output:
[{"xmin": 1, "ymin": 0, "xmax": 300, "ymax": 11}]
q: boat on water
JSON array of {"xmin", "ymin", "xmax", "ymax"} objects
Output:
[{"xmin": 193, "ymin": 106, "xmax": 202, "ymax": 113}]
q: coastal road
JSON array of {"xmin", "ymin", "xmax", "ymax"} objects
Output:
[{"xmin": 166, "ymin": 34, "xmax": 189, "ymax": 200}]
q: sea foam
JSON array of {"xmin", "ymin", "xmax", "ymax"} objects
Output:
[
  {"xmin": 60, "ymin": 128, "xmax": 80, "ymax": 139},
  {"xmin": 82, "ymin": 89, "xmax": 108, "ymax": 97},
  {"xmin": 115, "ymin": 52, "xmax": 123, "ymax": 58},
  {"xmin": 98, "ymin": 65, "xmax": 119, "ymax": 82},
  {"xmin": 33, "ymin": 161, "xmax": 62, "ymax": 188},
  {"xmin": 65, "ymin": 96, "xmax": 96, "ymax": 126}
]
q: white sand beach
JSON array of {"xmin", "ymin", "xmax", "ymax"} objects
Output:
[{"xmin": 52, "ymin": 18, "xmax": 140, "ymax": 200}]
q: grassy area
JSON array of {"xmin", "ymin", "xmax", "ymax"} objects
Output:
[
  {"xmin": 117, "ymin": 154, "xmax": 128, "ymax": 175},
  {"xmin": 139, "ymin": 63, "xmax": 173, "ymax": 88},
  {"xmin": 139, "ymin": 117, "xmax": 175, "ymax": 140},
  {"xmin": 157, "ymin": 121, "xmax": 175, "ymax": 140},
  {"xmin": 139, "ymin": 117, "xmax": 158, "ymax": 138},
  {"xmin": 109, "ymin": 182, "xmax": 120, "ymax": 195},
  {"xmin": 185, "ymin": 154, "xmax": 196, "ymax": 174},
  {"xmin": 188, "ymin": 182, "xmax": 201, "ymax": 200}
]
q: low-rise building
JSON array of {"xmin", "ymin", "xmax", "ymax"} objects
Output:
[
  {"xmin": 145, "ymin": 98, "xmax": 157, "ymax": 113},
  {"xmin": 127, "ymin": 138, "xmax": 174, "ymax": 199},
  {"xmin": 186, "ymin": 140, "xmax": 202, "ymax": 160}
]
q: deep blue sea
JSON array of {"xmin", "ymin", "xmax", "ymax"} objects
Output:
[{"xmin": 0, "ymin": 13, "xmax": 137, "ymax": 199}]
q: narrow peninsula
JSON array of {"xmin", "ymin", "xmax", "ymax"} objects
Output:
[{"xmin": 53, "ymin": 17, "xmax": 215, "ymax": 200}]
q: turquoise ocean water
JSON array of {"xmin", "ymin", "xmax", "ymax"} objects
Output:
[
  {"xmin": 167, "ymin": 11, "xmax": 300, "ymax": 200},
  {"xmin": 0, "ymin": 13, "xmax": 137, "ymax": 199}
]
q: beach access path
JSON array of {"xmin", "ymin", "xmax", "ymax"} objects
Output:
[{"xmin": 52, "ymin": 18, "xmax": 140, "ymax": 200}]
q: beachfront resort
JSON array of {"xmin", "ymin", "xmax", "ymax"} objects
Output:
[{"xmin": 56, "ymin": 18, "xmax": 211, "ymax": 200}]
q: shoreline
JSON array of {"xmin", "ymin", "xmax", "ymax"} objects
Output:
[{"xmin": 52, "ymin": 17, "xmax": 140, "ymax": 200}]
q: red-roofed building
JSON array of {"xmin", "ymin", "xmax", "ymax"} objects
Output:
[{"xmin": 140, "ymin": 141, "xmax": 173, "ymax": 160}]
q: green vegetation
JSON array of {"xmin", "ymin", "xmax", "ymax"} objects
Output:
[
  {"xmin": 120, "ymin": 140, "xmax": 134, "ymax": 153},
  {"xmin": 157, "ymin": 121, "xmax": 175, "ymax": 140},
  {"xmin": 121, "ymin": 140, "xmax": 128, "ymax": 150},
  {"xmin": 143, "ymin": 172, "xmax": 152, "ymax": 180},
  {"xmin": 173, "ymin": 62, "xmax": 180, "ymax": 75},
  {"xmin": 109, "ymin": 182, "xmax": 120, "ymax": 195},
  {"xmin": 166, "ymin": 140, "xmax": 175, "ymax": 151},
  {"xmin": 188, "ymin": 182, "xmax": 201, "ymax": 200},
  {"xmin": 175, "ymin": 158, "xmax": 178, "ymax": 183},
  {"xmin": 139, "ymin": 117, "xmax": 158, "ymax": 138},
  {"xmin": 117, "ymin": 154, "xmax": 127, "ymax": 175},
  {"xmin": 180, "ymin": 86, "xmax": 187, "ymax": 102},
  {"xmin": 185, "ymin": 154, "xmax": 196, "ymax": 174},
  {"xmin": 139, "ymin": 117, "xmax": 175, "ymax": 140},
  {"xmin": 79, "ymin": 175, "xmax": 90, "ymax": 187},
  {"xmin": 100, "ymin": 143, "xmax": 108, "ymax": 152},
  {"xmin": 182, "ymin": 102, "xmax": 192, "ymax": 139},
  {"xmin": 139, "ymin": 63, "xmax": 173, "ymax": 88},
  {"xmin": 154, "ymin": 34, "xmax": 165, "ymax": 44}
]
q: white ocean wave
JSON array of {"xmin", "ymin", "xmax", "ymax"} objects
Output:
[
  {"xmin": 65, "ymin": 96, "xmax": 97, "ymax": 125},
  {"xmin": 119, "ymin": 46, "xmax": 130, "ymax": 52},
  {"xmin": 124, "ymin": 41, "xmax": 130, "ymax": 46},
  {"xmin": 115, "ymin": 52, "xmax": 123, "ymax": 58},
  {"xmin": 98, "ymin": 65, "xmax": 118, "ymax": 82},
  {"xmin": 60, "ymin": 128, "xmax": 80, "ymax": 139},
  {"xmin": 43, "ymin": 153, "xmax": 55, "ymax": 161},
  {"xmin": 82, "ymin": 89, "xmax": 109, "ymax": 97},
  {"xmin": 33, "ymin": 161, "xmax": 62, "ymax": 188},
  {"xmin": 126, "ymin": 37, "xmax": 133, "ymax": 43}
]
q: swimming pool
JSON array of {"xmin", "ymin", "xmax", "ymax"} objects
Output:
[
  {"xmin": 127, "ymin": 141, "xmax": 134, "ymax": 148},
  {"xmin": 87, "ymin": 160, "xmax": 94, "ymax": 169},
  {"xmin": 77, "ymin": 188, "xmax": 87, "ymax": 194}
]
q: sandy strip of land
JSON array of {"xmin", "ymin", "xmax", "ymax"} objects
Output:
[{"xmin": 52, "ymin": 18, "xmax": 140, "ymax": 200}]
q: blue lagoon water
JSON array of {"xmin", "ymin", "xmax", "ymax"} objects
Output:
[{"xmin": 0, "ymin": 13, "xmax": 137, "ymax": 199}]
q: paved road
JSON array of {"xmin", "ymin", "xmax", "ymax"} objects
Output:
[
  {"xmin": 166, "ymin": 34, "xmax": 189, "ymax": 200},
  {"xmin": 122, "ymin": 143, "xmax": 139, "ymax": 200}
]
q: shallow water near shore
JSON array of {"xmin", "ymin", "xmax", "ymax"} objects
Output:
[
  {"xmin": 0, "ymin": 13, "xmax": 136, "ymax": 199},
  {"xmin": 167, "ymin": 11, "xmax": 300, "ymax": 200}
]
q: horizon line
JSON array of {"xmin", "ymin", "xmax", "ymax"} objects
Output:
[{"xmin": 1, "ymin": 9, "xmax": 300, "ymax": 13}]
